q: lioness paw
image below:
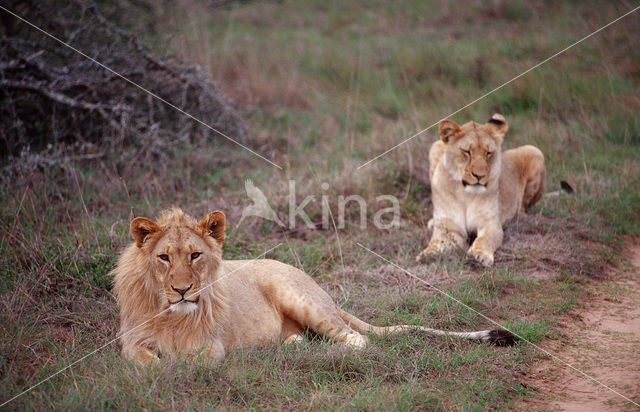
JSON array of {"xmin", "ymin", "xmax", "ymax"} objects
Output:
[
  {"xmin": 416, "ymin": 247, "xmax": 437, "ymax": 262},
  {"xmin": 416, "ymin": 239, "xmax": 454, "ymax": 262},
  {"xmin": 427, "ymin": 218, "xmax": 435, "ymax": 231},
  {"xmin": 416, "ymin": 250, "xmax": 427, "ymax": 262},
  {"xmin": 467, "ymin": 247, "xmax": 494, "ymax": 267}
]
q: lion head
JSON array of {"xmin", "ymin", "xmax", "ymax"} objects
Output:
[
  {"xmin": 113, "ymin": 208, "xmax": 227, "ymax": 320},
  {"xmin": 439, "ymin": 113, "xmax": 508, "ymax": 194}
]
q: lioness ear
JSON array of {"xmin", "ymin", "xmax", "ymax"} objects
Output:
[
  {"xmin": 130, "ymin": 217, "xmax": 161, "ymax": 248},
  {"xmin": 486, "ymin": 113, "xmax": 508, "ymax": 140},
  {"xmin": 439, "ymin": 120, "xmax": 462, "ymax": 144},
  {"xmin": 198, "ymin": 210, "xmax": 226, "ymax": 244}
]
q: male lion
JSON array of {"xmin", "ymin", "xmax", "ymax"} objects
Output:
[
  {"xmin": 416, "ymin": 114, "xmax": 545, "ymax": 267},
  {"xmin": 112, "ymin": 208, "xmax": 516, "ymax": 364}
]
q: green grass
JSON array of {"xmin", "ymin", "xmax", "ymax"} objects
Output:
[{"xmin": 2, "ymin": 0, "xmax": 640, "ymax": 410}]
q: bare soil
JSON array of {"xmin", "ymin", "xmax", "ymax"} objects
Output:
[{"xmin": 518, "ymin": 241, "xmax": 640, "ymax": 411}]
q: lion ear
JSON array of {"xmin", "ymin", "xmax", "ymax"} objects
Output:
[
  {"xmin": 439, "ymin": 120, "xmax": 462, "ymax": 144},
  {"xmin": 486, "ymin": 113, "xmax": 508, "ymax": 140},
  {"xmin": 198, "ymin": 210, "xmax": 226, "ymax": 245},
  {"xmin": 130, "ymin": 217, "xmax": 161, "ymax": 248}
]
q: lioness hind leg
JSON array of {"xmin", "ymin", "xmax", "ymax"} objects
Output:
[
  {"xmin": 428, "ymin": 140, "xmax": 446, "ymax": 181},
  {"xmin": 523, "ymin": 165, "xmax": 545, "ymax": 210},
  {"xmin": 512, "ymin": 145, "xmax": 545, "ymax": 210}
]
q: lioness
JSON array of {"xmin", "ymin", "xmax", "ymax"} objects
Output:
[
  {"xmin": 416, "ymin": 114, "xmax": 545, "ymax": 266},
  {"xmin": 112, "ymin": 208, "xmax": 516, "ymax": 364}
]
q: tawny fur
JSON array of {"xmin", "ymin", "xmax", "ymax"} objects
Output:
[
  {"xmin": 112, "ymin": 208, "xmax": 517, "ymax": 365},
  {"xmin": 416, "ymin": 114, "xmax": 545, "ymax": 266}
]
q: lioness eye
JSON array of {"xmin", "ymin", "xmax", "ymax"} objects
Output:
[
  {"xmin": 462, "ymin": 149, "xmax": 470, "ymax": 156},
  {"xmin": 191, "ymin": 252, "xmax": 201, "ymax": 260},
  {"xmin": 487, "ymin": 151, "xmax": 493, "ymax": 158},
  {"xmin": 159, "ymin": 254, "xmax": 170, "ymax": 262}
]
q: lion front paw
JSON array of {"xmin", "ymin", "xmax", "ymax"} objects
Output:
[{"xmin": 467, "ymin": 247, "xmax": 494, "ymax": 267}]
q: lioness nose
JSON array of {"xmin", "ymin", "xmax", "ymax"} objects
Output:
[
  {"xmin": 172, "ymin": 284, "xmax": 193, "ymax": 297},
  {"xmin": 472, "ymin": 172, "xmax": 484, "ymax": 181}
]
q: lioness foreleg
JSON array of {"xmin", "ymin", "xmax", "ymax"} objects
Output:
[
  {"xmin": 467, "ymin": 222, "xmax": 503, "ymax": 267},
  {"xmin": 416, "ymin": 219, "xmax": 466, "ymax": 262}
]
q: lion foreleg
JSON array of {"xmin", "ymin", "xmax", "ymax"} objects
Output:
[
  {"xmin": 197, "ymin": 340, "xmax": 226, "ymax": 364},
  {"xmin": 122, "ymin": 343, "xmax": 160, "ymax": 365}
]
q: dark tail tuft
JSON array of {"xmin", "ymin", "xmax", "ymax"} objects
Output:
[
  {"xmin": 560, "ymin": 180, "xmax": 574, "ymax": 194},
  {"xmin": 487, "ymin": 330, "xmax": 519, "ymax": 346}
]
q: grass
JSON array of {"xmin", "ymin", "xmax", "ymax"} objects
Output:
[{"xmin": 1, "ymin": 0, "xmax": 640, "ymax": 409}]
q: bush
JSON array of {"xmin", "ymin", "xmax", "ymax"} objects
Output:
[{"xmin": 0, "ymin": 0, "xmax": 246, "ymax": 164}]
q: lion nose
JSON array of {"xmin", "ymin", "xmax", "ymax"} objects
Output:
[
  {"xmin": 171, "ymin": 284, "xmax": 193, "ymax": 297},
  {"xmin": 471, "ymin": 172, "xmax": 484, "ymax": 181}
]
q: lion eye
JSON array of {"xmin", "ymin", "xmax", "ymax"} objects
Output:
[
  {"xmin": 461, "ymin": 149, "xmax": 470, "ymax": 156},
  {"xmin": 191, "ymin": 252, "xmax": 201, "ymax": 260},
  {"xmin": 486, "ymin": 151, "xmax": 493, "ymax": 158},
  {"xmin": 159, "ymin": 254, "xmax": 170, "ymax": 262}
]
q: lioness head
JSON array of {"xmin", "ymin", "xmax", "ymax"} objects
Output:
[
  {"xmin": 439, "ymin": 113, "xmax": 508, "ymax": 194},
  {"xmin": 129, "ymin": 209, "xmax": 226, "ymax": 314}
]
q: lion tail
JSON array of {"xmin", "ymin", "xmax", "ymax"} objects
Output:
[{"xmin": 337, "ymin": 308, "xmax": 518, "ymax": 346}]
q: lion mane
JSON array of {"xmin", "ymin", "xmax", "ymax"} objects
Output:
[{"xmin": 112, "ymin": 209, "xmax": 229, "ymax": 363}]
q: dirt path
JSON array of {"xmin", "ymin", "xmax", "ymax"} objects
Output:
[{"xmin": 518, "ymin": 242, "xmax": 640, "ymax": 411}]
